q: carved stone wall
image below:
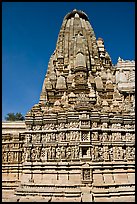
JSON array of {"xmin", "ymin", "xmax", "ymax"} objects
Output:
[
  {"xmin": 2, "ymin": 9, "xmax": 135, "ymax": 202},
  {"xmin": 2, "ymin": 122, "xmax": 26, "ymax": 202}
]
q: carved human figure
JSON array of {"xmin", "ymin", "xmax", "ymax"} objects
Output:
[
  {"xmin": 126, "ymin": 133, "xmax": 131, "ymax": 141},
  {"xmin": 42, "ymin": 134, "xmax": 46, "ymax": 143},
  {"xmin": 36, "ymin": 134, "xmax": 41, "ymax": 143},
  {"xmin": 51, "ymin": 147, "xmax": 56, "ymax": 159},
  {"xmin": 59, "ymin": 132, "xmax": 65, "ymax": 141},
  {"xmin": 127, "ymin": 146, "xmax": 135, "ymax": 160},
  {"xmin": 51, "ymin": 133, "xmax": 56, "ymax": 141},
  {"xmin": 8, "ymin": 152, "xmax": 13, "ymax": 163},
  {"xmin": 112, "ymin": 124, "xmax": 117, "ymax": 129},
  {"xmin": 92, "ymin": 122, "xmax": 97, "ymax": 128},
  {"xmin": 61, "ymin": 146, "xmax": 66, "ymax": 159},
  {"xmin": 98, "ymin": 146, "xmax": 104, "ymax": 161},
  {"xmin": 35, "ymin": 147, "xmax": 41, "ymax": 161},
  {"xmin": 92, "ymin": 146, "xmax": 99, "ymax": 161},
  {"xmin": 115, "ymin": 132, "xmax": 121, "ymax": 141},
  {"xmin": 25, "ymin": 148, "xmax": 31, "ymax": 161},
  {"xmin": 70, "ymin": 131, "xmax": 74, "ymax": 140},
  {"xmin": 41, "ymin": 148, "xmax": 46, "ymax": 161},
  {"xmin": 2, "ymin": 152, "xmax": 7, "ymax": 163},
  {"xmin": 47, "ymin": 147, "xmax": 52, "ymax": 160},
  {"xmin": 112, "ymin": 133, "xmax": 117, "ymax": 141},
  {"xmin": 45, "ymin": 78, "xmax": 52, "ymax": 89},
  {"xmin": 116, "ymin": 146, "xmax": 123, "ymax": 160},
  {"xmin": 74, "ymin": 146, "xmax": 79, "ymax": 158},
  {"xmin": 87, "ymin": 80, "xmax": 92, "ymax": 88},
  {"xmin": 31, "ymin": 148, "xmax": 37, "ymax": 161},
  {"xmin": 44, "ymin": 134, "xmax": 48, "ymax": 142},
  {"xmin": 61, "ymin": 92, "xmax": 69, "ymax": 106},
  {"xmin": 43, "ymin": 124, "xmax": 48, "ymax": 130},
  {"xmin": 102, "ymin": 132, "xmax": 108, "ymax": 141},
  {"xmin": 75, "ymin": 131, "xmax": 80, "ymax": 141},
  {"xmin": 56, "ymin": 147, "xmax": 61, "ymax": 159},
  {"xmin": 67, "ymin": 70, "xmax": 74, "ymax": 83},
  {"xmin": 71, "ymin": 147, "xmax": 75, "ymax": 159},
  {"xmin": 66, "ymin": 132, "xmax": 71, "ymax": 141},
  {"xmin": 103, "ymin": 146, "xmax": 110, "ymax": 161},
  {"xmin": 71, "ymin": 78, "xmax": 76, "ymax": 88},
  {"xmin": 89, "ymin": 86, "xmax": 96, "ymax": 98},
  {"xmin": 75, "ymin": 121, "xmax": 79, "ymax": 128},
  {"xmin": 44, "ymin": 148, "xmax": 48, "ymax": 161},
  {"xmin": 66, "ymin": 147, "xmax": 71, "ymax": 159},
  {"xmin": 109, "ymin": 146, "xmax": 113, "ymax": 161},
  {"xmin": 122, "ymin": 147, "xmax": 127, "ymax": 160},
  {"xmin": 108, "ymin": 134, "xmax": 112, "ymax": 142},
  {"xmin": 92, "ymin": 132, "xmax": 98, "ymax": 140},
  {"xmin": 55, "ymin": 133, "xmax": 59, "ymax": 142},
  {"xmin": 99, "ymin": 133, "xmax": 103, "ymax": 141}
]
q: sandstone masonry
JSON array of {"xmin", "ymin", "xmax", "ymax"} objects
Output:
[{"xmin": 2, "ymin": 9, "xmax": 135, "ymax": 202}]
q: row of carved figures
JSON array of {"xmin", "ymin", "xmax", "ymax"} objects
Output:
[
  {"xmin": 92, "ymin": 145, "xmax": 135, "ymax": 161},
  {"xmin": 2, "ymin": 145, "xmax": 134, "ymax": 163},
  {"xmin": 24, "ymin": 145, "xmax": 134, "ymax": 162},
  {"xmin": 24, "ymin": 145, "xmax": 79, "ymax": 161},
  {"xmin": 26, "ymin": 122, "xmax": 135, "ymax": 130},
  {"xmin": 25, "ymin": 131, "xmax": 135, "ymax": 143}
]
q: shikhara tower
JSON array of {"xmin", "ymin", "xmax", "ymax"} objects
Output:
[{"xmin": 13, "ymin": 9, "xmax": 135, "ymax": 202}]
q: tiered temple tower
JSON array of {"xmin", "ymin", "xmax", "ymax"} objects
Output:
[{"xmin": 4, "ymin": 9, "xmax": 134, "ymax": 202}]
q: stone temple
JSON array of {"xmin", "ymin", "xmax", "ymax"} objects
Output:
[{"xmin": 2, "ymin": 9, "xmax": 135, "ymax": 202}]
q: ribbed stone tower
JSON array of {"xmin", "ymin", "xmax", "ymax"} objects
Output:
[{"xmin": 15, "ymin": 9, "xmax": 135, "ymax": 202}]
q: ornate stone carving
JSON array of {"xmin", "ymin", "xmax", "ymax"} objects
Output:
[
  {"xmin": 56, "ymin": 75, "xmax": 66, "ymax": 89},
  {"xmin": 92, "ymin": 132, "xmax": 98, "ymax": 140},
  {"xmin": 94, "ymin": 73, "xmax": 104, "ymax": 90},
  {"xmin": 83, "ymin": 169, "xmax": 90, "ymax": 180},
  {"xmin": 67, "ymin": 121, "xmax": 79, "ymax": 128},
  {"xmin": 33, "ymin": 125, "xmax": 41, "ymax": 130},
  {"xmin": 58, "ymin": 132, "xmax": 66, "ymax": 141},
  {"xmin": 2, "ymin": 152, "xmax": 7, "ymax": 163},
  {"xmin": 74, "ymin": 146, "xmax": 79, "ymax": 158},
  {"xmin": 81, "ymin": 132, "xmax": 89, "ymax": 141},
  {"xmin": 60, "ymin": 146, "xmax": 66, "ymax": 159},
  {"xmin": 127, "ymin": 146, "xmax": 135, "ymax": 160},
  {"xmin": 26, "ymin": 134, "xmax": 32, "ymax": 143},
  {"xmin": 92, "ymin": 122, "xmax": 98, "ymax": 128},
  {"xmin": 2, "ymin": 9, "xmax": 135, "ymax": 203},
  {"xmin": 66, "ymin": 146, "xmax": 72, "ymax": 159},
  {"xmin": 56, "ymin": 147, "xmax": 61, "ymax": 159},
  {"xmin": 57, "ymin": 123, "xmax": 65, "ymax": 129},
  {"xmin": 43, "ymin": 123, "xmax": 55, "ymax": 130},
  {"xmin": 103, "ymin": 146, "xmax": 110, "ymax": 161}
]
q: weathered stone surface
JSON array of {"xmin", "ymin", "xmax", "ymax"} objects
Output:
[{"xmin": 2, "ymin": 9, "xmax": 135, "ymax": 202}]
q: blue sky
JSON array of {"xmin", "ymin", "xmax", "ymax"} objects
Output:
[{"xmin": 2, "ymin": 2, "xmax": 135, "ymax": 120}]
